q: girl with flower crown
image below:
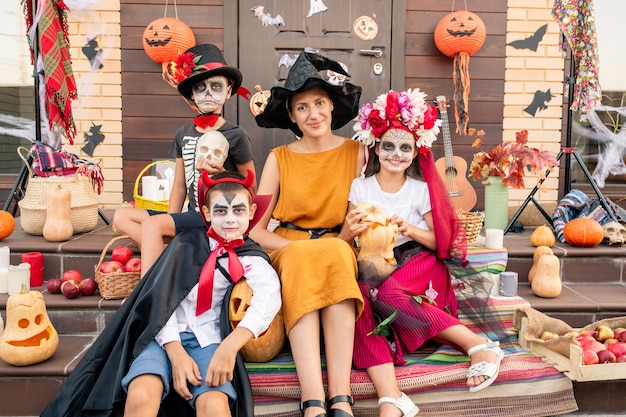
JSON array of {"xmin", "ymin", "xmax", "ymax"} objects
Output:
[{"xmin": 347, "ymin": 89, "xmax": 505, "ymax": 417}]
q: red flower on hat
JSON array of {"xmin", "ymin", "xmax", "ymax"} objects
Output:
[{"xmin": 172, "ymin": 52, "xmax": 208, "ymax": 84}]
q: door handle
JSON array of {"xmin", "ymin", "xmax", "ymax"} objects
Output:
[{"xmin": 359, "ymin": 49, "xmax": 383, "ymax": 58}]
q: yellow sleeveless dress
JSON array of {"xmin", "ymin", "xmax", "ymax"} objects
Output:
[{"xmin": 270, "ymin": 139, "xmax": 364, "ymax": 333}]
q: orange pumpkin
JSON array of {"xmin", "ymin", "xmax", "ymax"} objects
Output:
[
  {"xmin": 0, "ymin": 210, "xmax": 15, "ymax": 241},
  {"xmin": 434, "ymin": 10, "xmax": 487, "ymax": 58},
  {"xmin": 563, "ymin": 217, "xmax": 604, "ymax": 247},
  {"xmin": 142, "ymin": 17, "xmax": 196, "ymax": 64},
  {"xmin": 229, "ymin": 279, "xmax": 286, "ymax": 362},
  {"xmin": 249, "ymin": 85, "xmax": 271, "ymax": 116},
  {"xmin": 0, "ymin": 285, "xmax": 59, "ymax": 366}
]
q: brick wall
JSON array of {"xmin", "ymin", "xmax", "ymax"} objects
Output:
[
  {"xmin": 504, "ymin": 0, "xmax": 563, "ymax": 207},
  {"xmin": 64, "ymin": 0, "xmax": 123, "ymax": 207}
]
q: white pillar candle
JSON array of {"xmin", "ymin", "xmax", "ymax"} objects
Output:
[
  {"xmin": 0, "ymin": 267, "xmax": 8, "ymax": 294},
  {"xmin": 8, "ymin": 263, "xmax": 30, "ymax": 295},
  {"xmin": 485, "ymin": 228, "xmax": 504, "ymax": 249},
  {"xmin": 142, "ymin": 175, "xmax": 159, "ymax": 201},
  {"xmin": 0, "ymin": 246, "xmax": 9, "ymax": 268}
]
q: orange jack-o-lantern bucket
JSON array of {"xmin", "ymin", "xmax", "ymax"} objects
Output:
[{"xmin": 229, "ymin": 279, "xmax": 286, "ymax": 362}]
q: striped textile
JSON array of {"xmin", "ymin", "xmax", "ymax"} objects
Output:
[{"xmin": 246, "ymin": 296, "xmax": 579, "ymax": 417}]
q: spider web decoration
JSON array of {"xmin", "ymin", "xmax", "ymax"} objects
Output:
[{"xmin": 586, "ymin": 105, "xmax": 626, "ymax": 187}]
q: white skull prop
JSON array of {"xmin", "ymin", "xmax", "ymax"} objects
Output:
[
  {"xmin": 602, "ymin": 221, "xmax": 626, "ymax": 246},
  {"xmin": 196, "ymin": 131, "xmax": 229, "ymax": 167},
  {"xmin": 326, "ymin": 62, "xmax": 349, "ymax": 86}
]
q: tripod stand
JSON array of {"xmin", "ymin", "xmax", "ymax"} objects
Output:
[{"xmin": 504, "ymin": 147, "xmax": 618, "ymax": 234}]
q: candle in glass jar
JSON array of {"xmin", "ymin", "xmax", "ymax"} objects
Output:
[
  {"xmin": 0, "ymin": 246, "xmax": 9, "ymax": 268},
  {"xmin": 21, "ymin": 252, "xmax": 44, "ymax": 287},
  {"xmin": 8, "ymin": 263, "xmax": 30, "ymax": 295}
]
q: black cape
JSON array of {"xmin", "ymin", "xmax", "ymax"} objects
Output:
[{"xmin": 40, "ymin": 228, "xmax": 267, "ymax": 417}]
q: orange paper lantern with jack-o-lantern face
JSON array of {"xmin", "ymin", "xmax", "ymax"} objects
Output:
[
  {"xmin": 142, "ymin": 17, "xmax": 196, "ymax": 64},
  {"xmin": 0, "ymin": 285, "xmax": 59, "ymax": 366}
]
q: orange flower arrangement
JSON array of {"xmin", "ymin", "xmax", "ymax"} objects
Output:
[{"xmin": 468, "ymin": 129, "xmax": 559, "ymax": 189}]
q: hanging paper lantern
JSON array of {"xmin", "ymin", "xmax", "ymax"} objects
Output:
[
  {"xmin": 142, "ymin": 17, "xmax": 196, "ymax": 64},
  {"xmin": 434, "ymin": 10, "xmax": 486, "ymax": 135}
]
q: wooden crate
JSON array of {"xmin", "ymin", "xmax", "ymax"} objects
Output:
[{"xmin": 519, "ymin": 317, "xmax": 626, "ymax": 382}]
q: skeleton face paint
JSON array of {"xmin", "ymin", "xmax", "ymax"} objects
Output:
[
  {"xmin": 191, "ymin": 76, "xmax": 230, "ymax": 114},
  {"xmin": 204, "ymin": 190, "xmax": 254, "ymax": 241},
  {"xmin": 377, "ymin": 129, "xmax": 416, "ymax": 173},
  {"xmin": 196, "ymin": 130, "xmax": 229, "ymax": 167}
]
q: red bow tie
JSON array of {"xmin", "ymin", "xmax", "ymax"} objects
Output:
[
  {"xmin": 196, "ymin": 228, "xmax": 245, "ymax": 316},
  {"xmin": 194, "ymin": 113, "xmax": 221, "ymax": 129}
]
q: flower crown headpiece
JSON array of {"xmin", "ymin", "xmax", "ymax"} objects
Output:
[{"xmin": 352, "ymin": 88, "xmax": 442, "ymax": 152}]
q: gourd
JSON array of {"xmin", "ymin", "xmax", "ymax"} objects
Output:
[
  {"xmin": 0, "ymin": 284, "xmax": 59, "ymax": 366},
  {"xmin": 530, "ymin": 225, "xmax": 555, "ymax": 247},
  {"xmin": 563, "ymin": 217, "xmax": 604, "ymax": 247},
  {"xmin": 528, "ymin": 245, "xmax": 554, "ymax": 284},
  {"xmin": 229, "ymin": 279, "xmax": 286, "ymax": 362},
  {"xmin": 0, "ymin": 210, "xmax": 15, "ymax": 240},
  {"xmin": 355, "ymin": 202, "xmax": 398, "ymax": 279},
  {"xmin": 530, "ymin": 254, "xmax": 562, "ymax": 298},
  {"xmin": 43, "ymin": 185, "xmax": 73, "ymax": 242}
]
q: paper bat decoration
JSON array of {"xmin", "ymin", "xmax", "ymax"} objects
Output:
[
  {"xmin": 82, "ymin": 37, "xmax": 104, "ymax": 71},
  {"xmin": 81, "ymin": 122, "xmax": 105, "ymax": 157},
  {"xmin": 524, "ymin": 88, "xmax": 554, "ymax": 116},
  {"xmin": 279, "ymin": 54, "xmax": 297, "ymax": 69},
  {"xmin": 251, "ymin": 6, "xmax": 285, "ymax": 27},
  {"xmin": 508, "ymin": 24, "xmax": 548, "ymax": 52},
  {"xmin": 307, "ymin": 0, "xmax": 328, "ymax": 18}
]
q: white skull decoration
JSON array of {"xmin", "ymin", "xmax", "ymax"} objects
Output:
[
  {"xmin": 196, "ymin": 131, "xmax": 229, "ymax": 167},
  {"xmin": 326, "ymin": 62, "xmax": 349, "ymax": 86},
  {"xmin": 602, "ymin": 221, "xmax": 626, "ymax": 246}
]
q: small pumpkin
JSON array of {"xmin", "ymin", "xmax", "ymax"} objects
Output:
[
  {"xmin": 528, "ymin": 245, "xmax": 554, "ymax": 284},
  {"xmin": 563, "ymin": 217, "xmax": 604, "ymax": 247},
  {"xmin": 229, "ymin": 279, "xmax": 286, "ymax": 362},
  {"xmin": 0, "ymin": 284, "xmax": 59, "ymax": 366},
  {"xmin": 530, "ymin": 225, "xmax": 555, "ymax": 247},
  {"xmin": 530, "ymin": 254, "xmax": 562, "ymax": 298},
  {"xmin": 43, "ymin": 185, "xmax": 73, "ymax": 242},
  {"xmin": 0, "ymin": 210, "xmax": 15, "ymax": 241},
  {"xmin": 249, "ymin": 85, "xmax": 271, "ymax": 116}
]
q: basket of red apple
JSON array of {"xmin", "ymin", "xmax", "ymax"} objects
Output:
[{"xmin": 94, "ymin": 235, "xmax": 142, "ymax": 299}]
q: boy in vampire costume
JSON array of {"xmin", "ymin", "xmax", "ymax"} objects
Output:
[{"xmin": 40, "ymin": 170, "xmax": 280, "ymax": 417}]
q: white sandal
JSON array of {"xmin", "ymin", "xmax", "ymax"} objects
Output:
[
  {"xmin": 466, "ymin": 339, "xmax": 504, "ymax": 393},
  {"xmin": 377, "ymin": 392, "xmax": 419, "ymax": 417}
]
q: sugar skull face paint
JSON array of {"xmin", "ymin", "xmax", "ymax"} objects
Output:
[
  {"xmin": 377, "ymin": 129, "xmax": 416, "ymax": 172},
  {"xmin": 191, "ymin": 76, "xmax": 230, "ymax": 114},
  {"xmin": 203, "ymin": 190, "xmax": 254, "ymax": 241}
]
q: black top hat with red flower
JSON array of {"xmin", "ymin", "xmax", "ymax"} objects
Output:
[
  {"xmin": 174, "ymin": 44, "xmax": 243, "ymax": 100},
  {"xmin": 255, "ymin": 51, "xmax": 362, "ymax": 136}
]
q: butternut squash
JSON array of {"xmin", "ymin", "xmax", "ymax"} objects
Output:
[
  {"xmin": 528, "ymin": 245, "xmax": 554, "ymax": 284},
  {"xmin": 43, "ymin": 185, "xmax": 73, "ymax": 242},
  {"xmin": 531, "ymin": 253, "xmax": 562, "ymax": 298}
]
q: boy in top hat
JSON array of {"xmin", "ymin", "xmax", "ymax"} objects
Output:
[
  {"xmin": 40, "ymin": 170, "xmax": 281, "ymax": 417},
  {"xmin": 113, "ymin": 44, "xmax": 256, "ymax": 277}
]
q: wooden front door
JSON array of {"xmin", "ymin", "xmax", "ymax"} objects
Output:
[{"xmin": 235, "ymin": 0, "xmax": 396, "ymax": 173}]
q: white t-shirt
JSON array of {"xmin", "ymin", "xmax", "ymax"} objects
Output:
[{"xmin": 349, "ymin": 175, "xmax": 432, "ymax": 247}]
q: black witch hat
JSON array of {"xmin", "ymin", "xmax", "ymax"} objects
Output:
[{"xmin": 255, "ymin": 52, "xmax": 362, "ymax": 136}]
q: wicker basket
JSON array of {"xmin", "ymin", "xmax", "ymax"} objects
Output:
[
  {"xmin": 133, "ymin": 160, "xmax": 175, "ymax": 211},
  {"xmin": 95, "ymin": 235, "xmax": 141, "ymax": 299},
  {"xmin": 457, "ymin": 210, "xmax": 484, "ymax": 246}
]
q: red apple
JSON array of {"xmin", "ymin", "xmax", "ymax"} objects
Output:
[
  {"xmin": 62, "ymin": 269, "xmax": 83, "ymax": 283},
  {"xmin": 597, "ymin": 349, "xmax": 617, "ymax": 364},
  {"xmin": 61, "ymin": 280, "xmax": 81, "ymax": 299},
  {"xmin": 593, "ymin": 325, "xmax": 614, "ymax": 342},
  {"xmin": 607, "ymin": 342, "xmax": 626, "ymax": 357},
  {"xmin": 111, "ymin": 246, "xmax": 134, "ymax": 265},
  {"xmin": 125, "ymin": 257, "xmax": 141, "ymax": 273},
  {"xmin": 46, "ymin": 278, "xmax": 63, "ymax": 294},
  {"xmin": 613, "ymin": 327, "xmax": 626, "ymax": 339},
  {"xmin": 618, "ymin": 331, "xmax": 626, "ymax": 343},
  {"xmin": 582, "ymin": 340, "xmax": 606, "ymax": 354},
  {"xmin": 575, "ymin": 333, "xmax": 596, "ymax": 346},
  {"xmin": 582, "ymin": 349, "xmax": 599, "ymax": 365},
  {"xmin": 617, "ymin": 354, "xmax": 626, "ymax": 363},
  {"xmin": 79, "ymin": 278, "xmax": 98, "ymax": 296},
  {"xmin": 604, "ymin": 338, "xmax": 619, "ymax": 348},
  {"xmin": 100, "ymin": 260, "xmax": 125, "ymax": 273}
]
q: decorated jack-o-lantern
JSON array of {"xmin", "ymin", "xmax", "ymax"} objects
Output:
[
  {"xmin": 229, "ymin": 279, "xmax": 286, "ymax": 362},
  {"xmin": 0, "ymin": 285, "xmax": 59, "ymax": 366},
  {"xmin": 249, "ymin": 85, "xmax": 271, "ymax": 116},
  {"xmin": 356, "ymin": 202, "xmax": 398, "ymax": 281},
  {"xmin": 434, "ymin": 10, "xmax": 486, "ymax": 135}
]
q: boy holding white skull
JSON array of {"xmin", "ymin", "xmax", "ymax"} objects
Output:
[{"xmin": 113, "ymin": 44, "xmax": 256, "ymax": 276}]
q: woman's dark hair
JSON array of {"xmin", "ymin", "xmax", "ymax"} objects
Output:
[
  {"xmin": 363, "ymin": 146, "xmax": 423, "ymax": 180},
  {"xmin": 204, "ymin": 171, "xmax": 252, "ymax": 207}
]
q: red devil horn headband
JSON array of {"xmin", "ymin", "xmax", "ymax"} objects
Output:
[{"xmin": 201, "ymin": 169, "xmax": 255, "ymax": 195}]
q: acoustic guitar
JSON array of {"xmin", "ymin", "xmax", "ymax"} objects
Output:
[{"xmin": 434, "ymin": 95, "xmax": 477, "ymax": 211}]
